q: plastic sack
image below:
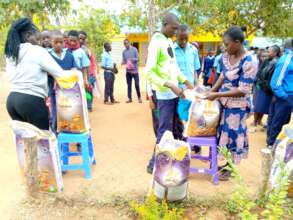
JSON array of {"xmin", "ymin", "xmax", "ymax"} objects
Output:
[
  {"xmin": 11, "ymin": 121, "xmax": 63, "ymax": 193},
  {"xmin": 185, "ymin": 87, "xmax": 220, "ymax": 137},
  {"xmin": 270, "ymin": 115, "xmax": 293, "ymax": 197},
  {"xmin": 56, "ymin": 70, "xmax": 90, "ymax": 133},
  {"xmin": 152, "ymin": 131, "xmax": 190, "ymax": 201}
]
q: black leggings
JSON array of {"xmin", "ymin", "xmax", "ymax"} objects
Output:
[{"xmin": 6, "ymin": 92, "xmax": 49, "ymax": 130}]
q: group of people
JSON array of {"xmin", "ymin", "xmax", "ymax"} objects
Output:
[
  {"xmin": 145, "ymin": 12, "xmax": 293, "ymax": 181},
  {"xmin": 4, "ymin": 18, "xmax": 97, "ymax": 133},
  {"xmin": 101, "ymin": 39, "xmax": 142, "ymax": 105},
  {"xmin": 4, "ymin": 15, "xmax": 293, "ymax": 182},
  {"xmin": 251, "ymin": 40, "xmax": 293, "ymax": 149},
  {"xmin": 4, "ymin": 17, "xmax": 143, "ymax": 135}
]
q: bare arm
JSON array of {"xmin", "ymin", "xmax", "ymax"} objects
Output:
[{"xmin": 210, "ymin": 74, "xmax": 224, "ymax": 92}]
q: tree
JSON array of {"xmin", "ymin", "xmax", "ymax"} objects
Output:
[
  {"xmin": 121, "ymin": 0, "xmax": 293, "ymax": 37},
  {"xmin": 120, "ymin": 0, "xmax": 182, "ymax": 38},
  {"xmin": 66, "ymin": 7, "xmax": 120, "ymax": 61},
  {"xmin": 0, "ymin": 0, "xmax": 70, "ymax": 30},
  {"xmin": 0, "ymin": 0, "xmax": 70, "ymax": 64}
]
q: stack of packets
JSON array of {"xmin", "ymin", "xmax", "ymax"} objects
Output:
[
  {"xmin": 11, "ymin": 121, "xmax": 63, "ymax": 193},
  {"xmin": 56, "ymin": 70, "xmax": 90, "ymax": 133},
  {"xmin": 184, "ymin": 86, "xmax": 220, "ymax": 137},
  {"xmin": 152, "ymin": 131, "xmax": 191, "ymax": 201},
  {"xmin": 270, "ymin": 113, "xmax": 293, "ymax": 197}
]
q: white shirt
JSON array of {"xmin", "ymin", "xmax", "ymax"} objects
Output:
[{"xmin": 6, "ymin": 43, "xmax": 66, "ymax": 98}]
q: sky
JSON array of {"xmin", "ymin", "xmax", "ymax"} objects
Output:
[{"xmin": 71, "ymin": 0, "xmax": 130, "ymax": 14}]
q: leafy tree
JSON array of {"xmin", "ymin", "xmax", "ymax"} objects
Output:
[
  {"xmin": 0, "ymin": 0, "xmax": 70, "ymax": 29},
  {"xmin": 121, "ymin": 0, "xmax": 293, "ymax": 37},
  {"xmin": 0, "ymin": 0, "xmax": 70, "ymax": 64},
  {"xmin": 66, "ymin": 7, "xmax": 120, "ymax": 61}
]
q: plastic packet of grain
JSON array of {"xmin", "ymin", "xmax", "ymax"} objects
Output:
[
  {"xmin": 11, "ymin": 121, "xmax": 63, "ymax": 193},
  {"xmin": 270, "ymin": 114, "xmax": 293, "ymax": 196},
  {"xmin": 152, "ymin": 131, "xmax": 191, "ymax": 201},
  {"xmin": 184, "ymin": 87, "xmax": 220, "ymax": 137},
  {"xmin": 56, "ymin": 70, "xmax": 90, "ymax": 133}
]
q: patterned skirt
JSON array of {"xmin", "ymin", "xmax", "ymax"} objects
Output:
[{"xmin": 217, "ymin": 107, "xmax": 249, "ymax": 163}]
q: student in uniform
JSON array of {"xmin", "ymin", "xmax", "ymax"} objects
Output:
[
  {"xmin": 101, "ymin": 42, "xmax": 119, "ymax": 105},
  {"xmin": 267, "ymin": 39, "xmax": 293, "ymax": 148},
  {"xmin": 48, "ymin": 31, "xmax": 78, "ymax": 133},
  {"xmin": 66, "ymin": 30, "xmax": 90, "ymax": 87}
]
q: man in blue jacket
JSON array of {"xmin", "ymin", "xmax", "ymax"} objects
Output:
[{"xmin": 267, "ymin": 39, "xmax": 293, "ymax": 148}]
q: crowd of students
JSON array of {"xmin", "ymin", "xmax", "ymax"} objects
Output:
[
  {"xmin": 145, "ymin": 13, "xmax": 293, "ymax": 181},
  {"xmin": 4, "ymin": 18, "xmax": 97, "ymax": 133}
]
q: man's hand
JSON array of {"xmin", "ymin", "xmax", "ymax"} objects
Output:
[{"xmin": 164, "ymin": 82, "xmax": 185, "ymax": 98}]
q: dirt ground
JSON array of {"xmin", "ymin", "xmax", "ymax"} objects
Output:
[{"xmin": 0, "ymin": 69, "xmax": 267, "ymax": 219}]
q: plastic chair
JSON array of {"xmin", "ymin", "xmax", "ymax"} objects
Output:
[
  {"xmin": 58, "ymin": 132, "xmax": 96, "ymax": 179},
  {"xmin": 187, "ymin": 136, "xmax": 219, "ymax": 185}
]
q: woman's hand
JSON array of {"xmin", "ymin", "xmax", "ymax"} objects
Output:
[{"xmin": 204, "ymin": 92, "xmax": 219, "ymax": 101}]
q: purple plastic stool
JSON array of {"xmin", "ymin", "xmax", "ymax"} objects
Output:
[{"xmin": 187, "ymin": 136, "xmax": 219, "ymax": 185}]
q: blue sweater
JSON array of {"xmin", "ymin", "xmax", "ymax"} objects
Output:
[
  {"xmin": 49, "ymin": 49, "xmax": 77, "ymax": 70},
  {"xmin": 270, "ymin": 50, "xmax": 293, "ymax": 99}
]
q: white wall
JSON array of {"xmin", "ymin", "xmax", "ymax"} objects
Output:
[{"xmin": 111, "ymin": 41, "xmax": 124, "ymax": 65}]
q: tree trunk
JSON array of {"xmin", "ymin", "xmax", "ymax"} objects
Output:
[
  {"xmin": 147, "ymin": 0, "xmax": 157, "ymax": 40},
  {"xmin": 259, "ymin": 148, "xmax": 273, "ymax": 196},
  {"xmin": 23, "ymin": 136, "xmax": 39, "ymax": 197}
]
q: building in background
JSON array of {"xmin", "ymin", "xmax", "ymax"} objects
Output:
[{"xmin": 110, "ymin": 31, "xmax": 255, "ymax": 65}]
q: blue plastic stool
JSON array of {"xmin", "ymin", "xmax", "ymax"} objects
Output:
[{"xmin": 58, "ymin": 132, "xmax": 96, "ymax": 179}]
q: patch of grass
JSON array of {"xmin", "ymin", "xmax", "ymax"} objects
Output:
[{"xmin": 130, "ymin": 192, "xmax": 186, "ymax": 220}]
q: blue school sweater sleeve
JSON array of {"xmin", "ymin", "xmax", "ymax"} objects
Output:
[{"xmin": 270, "ymin": 54, "xmax": 290, "ymax": 99}]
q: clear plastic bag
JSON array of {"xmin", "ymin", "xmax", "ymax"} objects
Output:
[
  {"xmin": 270, "ymin": 115, "xmax": 293, "ymax": 196},
  {"xmin": 56, "ymin": 70, "xmax": 90, "ymax": 133},
  {"xmin": 185, "ymin": 87, "xmax": 220, "ymax": 137}
]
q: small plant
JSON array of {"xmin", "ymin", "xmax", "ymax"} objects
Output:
[
  {"xmin": 220, "ymin": 147, "xmax": 258, "ymax": 220},
  {"xmin": 130, "ymin": 192, "xmax": 186, "ymax": 220},
  {"xmin": 261, "ymin": 161, "xmax": 290, "ymax": 220}
]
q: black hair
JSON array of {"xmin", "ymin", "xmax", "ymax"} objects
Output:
[
  {"xmin": 79, "ymin": 30, "xmax": 87, "ymax": 37},
  {"xmin": 162, "ymin": 12, "xmax": 179, "ymax": 26},
  {"xmin": 124, "ymin": 39, "xmax": 129, "ymax": 43},
  {"xmin": 68, "ymin": 30, "xmax": 79, "ymax": 38},
  {"xmin": 104, "ymin": 42, "xmax": 110, "ymax": 50},
  {"xmin": 223, "ymin": 26, "xmax": 245, "ymax": 43},
  {"xmin": 4, "ymin": 17, "xmax": 39, "ymax": 62},
  {"xmin": 216, "ymin": 45, "xmax": 223, "ymax": 55},
  {"xmin": 177, "ymin": 24, "xmax": 189, "ymax": 33},
  {"xmin": 271, "ymin": 45, "xmax": 281, "ymax": 57}
]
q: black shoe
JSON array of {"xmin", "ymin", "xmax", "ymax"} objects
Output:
[
  {"xmin": 147, "ymin": 165, "xmax": 154, "ymax": 174},
  {"xmin": 126, "ymin": 99, "xmax": 132, "ymax": 103}
]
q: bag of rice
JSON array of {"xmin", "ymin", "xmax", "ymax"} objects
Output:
[
  {"xmin": 270, "ymin": 114, "xmax": 293, "ymax": 197},
  {"xmin": 152, "ymin": 131, "xmax": 190, "ymax": 201},
  {"xmin": 185, "ymin": 87, "xmax": 220, "ymax": 137},
  {"xmin": 11, "ymin": 121, "xmax": 63, "ymax": 193},
  {"xmin": 56, "ymin": 70, "xmax": 90, "ymax": 133}
]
